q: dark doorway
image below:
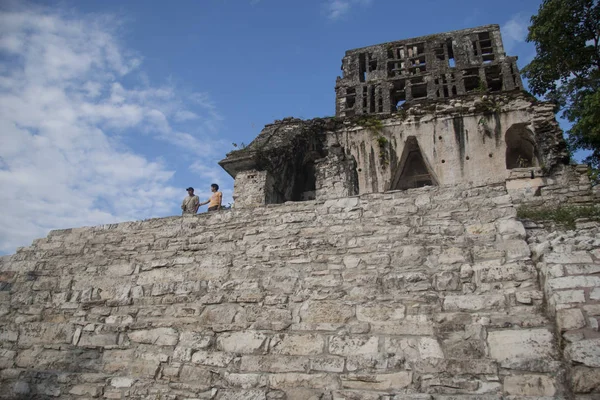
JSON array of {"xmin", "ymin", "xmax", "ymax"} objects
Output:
[
  {"xmin": 505, "ymin": 124, "xmax": 537, "ymax": 169},
  {"xmin": 391, "ymin": 136, "xmax": 437, "ymax": 190}
]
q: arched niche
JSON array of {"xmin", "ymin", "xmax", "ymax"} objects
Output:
[
  {"xmin": 391, "ymin": 136, "xmax": 438, "ymax": 190},
  {"xmin": 505, "ymin": 124, "xmax": 537, "ymax": 169}
]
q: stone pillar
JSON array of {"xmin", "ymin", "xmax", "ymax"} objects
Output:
[
  {"xmin": 315, "ymin": 145, "xmax": 359, "ymax": 201},
  {"xmin": 232, "ymin": 169, "xmax": 274, "ymax": 208}
]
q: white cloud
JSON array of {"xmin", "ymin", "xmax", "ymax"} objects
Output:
[
  {"xmin": 325, "ymin": 0, "xmax": 373, "ymax": 21},
  {"xmin": 0, "ymin": 4, "xmax": 225, "ymax": 253},
  {"xmin": 502, "ymin": 13, "xmax": 529, "ymax": 52}
]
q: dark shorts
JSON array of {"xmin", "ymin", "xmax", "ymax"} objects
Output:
[{"xmin": 208, "ymin": 206, "xmax": 219, "ymax": 212}]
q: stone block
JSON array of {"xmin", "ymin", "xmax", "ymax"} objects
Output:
[
  {"xmin": 216, "ymin": 389, "xmax": 266, "ymax": 400},
  {"xmin": 501, "ymin": 240, "xmax": 531, "ymax": 261},
  {"xmin": 466, "ymin": 223, "xmax": 496, "ymax": 237},
  {"xmin": 69, "ymin": 384, "xmax": 102, "ymax": 397},
  {"xmin": 384, "ymin": 337, "xmax": 443, "ymax": 359},
  {"xmin": 571, "ymin": 366, "xmax": 600, "ymax": 393},
  {"xmin": 128, "ymin": 327, "xmax": 178, "ymax": 346},
  {"xmin": 545, "ymin": 251, "xmax": 593, "ymax": 264},
  {"xmin": 18, "ymin": 322, "xmax": 74, "ymax": 346},
  {"xmin": 102, "ymin": 349, "xmax": 135, "ymax": 372},
  {"xmin": 269, "ymin": 333, "xmax": 324, "ymax": 355},
  {"xmin": 329, "ymin": 336, "xmax": 379, "ymax": 356},
  {"xmin": 345, "ymin": 354, "xmax": 388, "ymax": 372},
  {"xmin": 216, "ymin": 372, "xmax": 262, "ymax": 389},
  {"xmin": 551, "ymin": 290, "xmax": 586, "ymax": 309},
  {"xmin": 557, "ymin": 308, "xmax": 587, "ymax": 331},
  {"xmin": 443, "ymin": 294, "xmax": 505, "ymax": 311},
  {"xmin": 503, "ymin": 375, "xmax": 556, "ymax": 396},
  {"xmin": 411, "ymin": 358, "xmax": 497, "ymax": 375},
  {"xmin": 110, "ymin": 377, "xmax": 134, "ymax": 388},
  {"xmin": 217, "ymin": 332, "xmax": 269, "ymax": 354},
  {"xmin": 240, "ymin": 355, "xmax": 309, "ymax": 372},
  {"xmin": 199, "ymin": 304, "xmax": 242, "ymax": 325},
  {"xmin": 310, "ymin": 356, "xmax": 345, "ymax": 372},
  {"xmin": 566, "ymin": 339, "xmax": 600, "ymax": 367},
  {"xmin": 438, "ymin": 247, "xmax": 468, "ymax": 264},
  {"xmin": 474, "ymin": 261, "xmax": 535, "ymax": 283},
  {"xmin": 370, "ymin": 316, "xmax": 434, "ymax": 335},
  {"xmin": 179, "ymin": 365, "xmax": 212, "ymax": 388},
  {"xmin": 548, "ymin": 276, "xmax": 600, "ymax": 290},
  {"xmin": 300, "ymin": 301, "xmax": 354, "ymax": 324},
  {"xmin": 340, "ymin": 372, "xmax": 412, "ymax": 390},
  {"xmin": 178, "ymin": 331, "xmax": 213, "ymax": 349},
  {"xmin": 488, "ymin": 329, "xmax": 555, "ymax": 362},
  {"xmin": 356, "ymin": 303, "xmax": 405, "ymax": 322},
  {"xmin": 268, "ymin": 373, "xmax": 338, "ymax": 390},
  {"xmin": 433, "ymin": 271, "xmax": 460, "ymax": 291},
  {"xmin": 78, "ymin": 332, "xmax": 118, "ymax": 348},
  {"xmin": 497, "ymin": 219, "xmax": 526, "ymax": 239},
  {"xmin": 192, "ymin": 351, "xmax": 235, "ymax": 367}
]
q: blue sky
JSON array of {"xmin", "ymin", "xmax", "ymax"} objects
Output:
[{"xmin": 0, "ymin": 0, "xmax": 568, "ymax": 253}]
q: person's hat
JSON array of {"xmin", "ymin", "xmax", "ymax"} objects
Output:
[{"xmin": 186, "ymin": 187, "xmax": 194, "ymax": 191}]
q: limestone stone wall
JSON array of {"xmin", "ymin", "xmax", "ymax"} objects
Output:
[
  {"xmin": 338, "ymin": 95, "xmax": 567, "ymax": 195},
  {"xmin": 0, "ymin": 183, "xmax": 577, "ymax": 399},
  {"xmin": 524, "ymin": 220, "xmax": 600, "ymax": 396},
  {"xmin": 507, "ymin": 164, "xmax": 598, "ymax": 208}
]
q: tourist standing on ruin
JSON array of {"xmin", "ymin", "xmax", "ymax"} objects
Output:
[
  {"xmin": 199, "ymin": 183, "xmax": 222, "ymax": 212},
  {"xmin": 181, "ymin": 187, "xmax": 200, "ymax": 214}
]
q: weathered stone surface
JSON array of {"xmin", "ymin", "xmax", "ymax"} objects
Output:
[
  {"xmin": 268, "ymin": 373, "xmax": 338, "ymax": 389},
  {"xmin": 300, "ymin": 301, "xmax": 354, "ymax": 324},
  {"xmin": 4, "ymin": 169, "xmax": 599, "ymax": 398},
  {"xmin": 269, "ymin": 334, "xmax": 324, "ymax": 356},
  {"xmin": 566, "ymin": 339, "xmax": 600, "ymax": 368},
  {"xmin": 110, "ymin": 377, "xmax": 134, "ymax": 388},
  {"xmin": 571, "ymin": 366, "xmax": 600, "ymax": 393},
  {"xmin": 69, "ymin": 384, "xmax": 102, "ymax": 397},
  {"xmin": 356, "ymin": 304, "xmax": 405, "ymax": 322},
  {"xmin": 503, "ymin": 375, "xmax": 556, "ymax": 396},
  {"xmin": 217, "ymin": 332, "xmax": 269, "ymax": 354},
  {"xmin": 443, "ymin": 294, "xmax": 505, "ymax": 311},
  {"xmin": 340, "ymin": 372, "xmax": 413, "ymax": 390},
  {"xmin": 329, "ymin": 336, "xmax": 379, "ymax": 356},
  {"xmin": 128, "ymin": 328, "xmax": 179, "ymax": 346},
  {"xmin": 487, "ymin": 329, "xmax": 555, "ymax": 361},
  {"xmin": 557, "ymin": 308, "xmax": 587, "ymax": 331}
]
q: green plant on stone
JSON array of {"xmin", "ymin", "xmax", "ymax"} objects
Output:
[
  {"xmin": 476, "ymin": 80, "xmax": 487, "ymax": 93},
  {"xmin": 356, "ymin": 116, "xmax": 383, "ymax": 134},
  {"xmin": 396, "ymin": 108, "xmax": 408, "ymax": 121},
  {"xmin": 517, "ymin": 205, "xmax": 600, "ymax": 229},
  {"xmin": 376, "ymin": 135, "xmax": 390, "ymax": 168}
]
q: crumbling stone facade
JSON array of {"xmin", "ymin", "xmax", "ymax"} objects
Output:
[
  {"xmin": 220, "ymin": 26, "xmax": 566, "ymax": 206},
  {"xmin": 221, "ymin": 92, "xmax": 568, "ymax": 204},
  {"xmin": 334, "ymin": 25, "xmax": 522, "ymax": 117}
]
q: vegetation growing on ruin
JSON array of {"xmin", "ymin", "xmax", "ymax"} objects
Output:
[
  {"xmin": 517, "ymin": 204, "xmax": 600, "ymax": 229},
  {"xmin": 356, "ymin": 116, "xmax": 384, "ymax": 133},
  {"xmin": 523, "ymin": 0, "xmax": 600, "ymax": 169},
  {"xmin": 376, "ymin": 135, "xmax": 390, "ymax": 168}
]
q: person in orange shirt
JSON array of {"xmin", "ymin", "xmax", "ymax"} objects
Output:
[{"xmin": 199, "ymin": 183, "xmax": 222, "ymax": 212}]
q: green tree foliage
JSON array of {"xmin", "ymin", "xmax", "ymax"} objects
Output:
[{"xmin": 522, "ymin": 0, "xmax": 600, "ymax": 167}]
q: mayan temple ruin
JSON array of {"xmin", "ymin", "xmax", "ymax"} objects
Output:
[{"xmin": 1, "ymin": 25, "xmax": 600, "ymax": 399}]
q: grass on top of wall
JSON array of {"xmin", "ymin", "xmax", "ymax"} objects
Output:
[{"xmin": 517, "ymin": 204, "xmax": 600, "ymax": 229}]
